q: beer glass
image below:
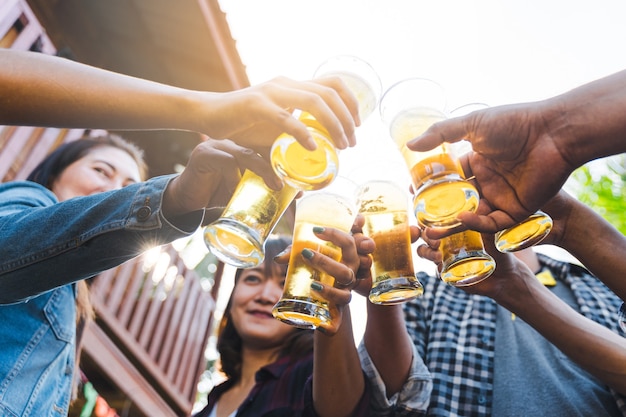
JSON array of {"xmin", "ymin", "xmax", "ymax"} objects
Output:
[
  {"xmin": 357, "ymin": 178, "xmax": 423, "ymax": 304},
  {"xmin": 204, "ymin": 169, "xmax": 298, "ymax": 268},
  {"xmin": 349, "ymin": 160, "xmax": 424, "ymax": 304},
  {"xmin": 272, "ymin": 177, "xmax": 359, "ymax": 329},
  {"xmin": 271, "ymin": 55, "xmax": 382, "ymax": 191},
  {"xmin": 379, "ymin": 78, "xmax": 479, "ymax": 229},
  {"xmin": 439, "ymin": 229, "xmax": 495, "ymax": 287},
  {"xmin": 494, "ymin": 210, "xmax": 553, "ymax": 252}
]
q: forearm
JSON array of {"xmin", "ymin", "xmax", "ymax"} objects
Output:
[
  {"xmin": 0, "ymin": 178, "xmax": 201, "ymax": 302},
  {"xmin": 0, "ymin": 50, "xmax": 208, "ymax": 132},
  {"xmin": 363, "ymin": 303, "xmax": 413, "ymax": 397},
  {"xmin": 544, "ymin": 68, "xmax": 626, "ymax": 167},
  {"xmin": 498, "ymin": 276, "xmax": 626, "ymax": 394},
  {"xmin": 546, "ymin": 194, "xmax": 626, "ymax": 301},
  {"xmin": 313, "ymin": 307, "xmax": 365, "ymax": 417}
]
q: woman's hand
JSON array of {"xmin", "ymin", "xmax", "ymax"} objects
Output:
[
  {"xmin": 197, "ymin": 76, "xmax": 359, "ymax": 153},
  {"xmin": 299, "ymin": 226, "xmax": 363, "ymax": 335},
  {"xmin": 162, "ymin": 138, "xmax": 283, "ymax": 221},
  {"xmin": 417, "ymin": 225, "xmax": 539, "ymax": 302}
]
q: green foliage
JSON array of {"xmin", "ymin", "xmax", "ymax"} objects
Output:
[{"xmin": 569, "ymin": 160, "xmax": 626, "ymax": 235}]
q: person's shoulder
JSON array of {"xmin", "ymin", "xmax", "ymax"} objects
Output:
[{"xmin": 0, "ymin": 181, "xmax": 57, "ymax": 211}]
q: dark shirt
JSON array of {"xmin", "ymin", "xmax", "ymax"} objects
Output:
[{"xmin": 194, "ymin": 352, "xmax": 371, "ymax": 417}]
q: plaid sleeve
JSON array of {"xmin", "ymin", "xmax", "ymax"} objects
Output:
[{"xmin": 358, "ymin": 335, "xmax": 431, "ymax": 416}]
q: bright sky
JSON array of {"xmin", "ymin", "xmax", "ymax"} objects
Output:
[
  {"xmin": 209, "ymin": 0, "xmax": 626, "ymax": 341},
  {"xmin": 220, "ymin": 0, "xmax": 626, "ymax": 104}
]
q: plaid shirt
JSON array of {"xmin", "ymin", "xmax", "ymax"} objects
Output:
[{"xmin": 403, "ymin": 253, "xmax": 626, "ymax": 417}]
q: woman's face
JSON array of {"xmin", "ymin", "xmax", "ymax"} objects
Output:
[
  {"xmin": 51, "ymin": 146, "xmax": 142, "ymax": 201},
  {"xmin": 229, "ymin": 263, "xmax": 296, "ymax": 350}
]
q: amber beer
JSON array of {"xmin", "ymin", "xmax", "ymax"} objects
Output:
[
  {"xmin": 204, "ymin": 169, "xmax": 298, "ymax": 268},
  {"xmin": 494, "ymin": 210, "xmax": 553, "ymax": 253},
  {"xmin": 358, "ymin": 180, "xmax": 423, "ymax": 304},
  {"xmin": 270, "ymin": 112, "xmax": 339, "ymax": 191},
  {"xmin": 271, "ymin": 56, "xmax": 381, "ymax": 191},
  {"xmin": 390, "ymin": 107, "xmax": 479, "ymax": 228},
  {"xmin": 273, "ymin": 186, "xmax": 357, "ymax": 329},
  {"xmin": 440, "ymin": 230, "xmax": 495, "ymax": 287},
  {"xmin": 273, "ymin": 233, "xmax": 342, "ymax": 329}
]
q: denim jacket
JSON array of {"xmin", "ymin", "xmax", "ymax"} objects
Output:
[{"xmin": 0, "ymin": 177, "xmax": 202, "ymax": 416}]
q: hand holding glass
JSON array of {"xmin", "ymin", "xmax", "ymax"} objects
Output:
[
  {"xmin": 380, "ymin": 78, "xmax": 479, "ymax": 229},
  {"xmin": 272, "ymin": 178, "xmax": 358, "ymax": 329},
  {"xmin": 203, "ymin": 170, "xmax": 298, "ymax": 268},
  {"xmin": 448, "ymin": 103, "xmax": 554, "ymax": 253},
  {"xmin": 205, "ymin": 56, "xmax": 379, "ymax": 266},
  {"xmin": 271, "ymin": 55, "xmax": 382, "ymax": 190},
  {"xmin": 439, "ymin": 229, "xmax": 495, "ymax": 287}
]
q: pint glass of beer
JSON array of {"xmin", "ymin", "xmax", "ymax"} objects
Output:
[
  {"xmin": 494, "ymin": 210, "xmax": 553, "ymax": 253},
  {"xmin": 204, "ymin": 169, "xmax": 298, "ymax": 268},
  {"xmin": 272, "ymin": 177, "xmax": 358, "ymax": 329},
  {"xmin": 271, "ymin": 55, "xmax": 381, "ymax": 191},
  {"xmin": 439, "ymin": 230, "xmax": 495, "ymax": 287},
  {"xmin": 357, "ymin": 179, "xmax": 423, "ymax": 304},
  {"xmin": 379, "ymin": 78, "xmax": 479, "ymax": 228}
]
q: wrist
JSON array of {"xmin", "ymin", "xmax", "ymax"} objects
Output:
[
  {"xmin": 175, "ymin": 90, "xmax": 216, "ymax": 134},
  {"xmin": 539, "ymin": 96, "xmax": 590, "ymax": 170},
  {"xmin": 544, "ymin": 70, "xmax": 626, "ymax": 167}
]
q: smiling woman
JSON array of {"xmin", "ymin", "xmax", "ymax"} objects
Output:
[
  {"xmin": 193, "ymin": 235, "xmax": 372, "ymax": 417},
  {"xmin": 0, "ymin": 134, "xmax": 151, "ymax": 416}
]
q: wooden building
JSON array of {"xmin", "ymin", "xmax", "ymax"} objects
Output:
[{"xmin": 1, "ymin": 1, "xmax": 249, "ymax": 415}]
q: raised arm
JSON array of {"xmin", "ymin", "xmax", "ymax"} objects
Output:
[
  {"xmin": 0, "ymin": 49, "xmax": 358, "ymax": 152},
  {"xmin": 407, "ymin": 69, "xmax": 626, "ymax": 233},
  {"xmin": 541, "ymin": 190, "xmax": 626, "ymax": 301},
  {"xmin": 355, "ymin": 218, "xmax": 431, "ymax": 415},
  {"xmin": 296, "ymin": 226, "xmax": 368, "ymax": 417},
  {"xmin": 416, "ymin": 228, "xmax": 626, "ymax": 395},
  {"xmin": 478, "ymin": 251, "xmax": 626, "ymax": 395}
]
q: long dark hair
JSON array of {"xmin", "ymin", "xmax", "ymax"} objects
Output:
[
  {"xmin": 216, "ymin": 235, "xmax": 314, "ymax": 382},
  {"xmin": 27, "ymin": 133, "xmax": 147, "ymax": 323},
  {"xmin": 27, "ymin": 133, "xmax": 147, "ymax": 188}
]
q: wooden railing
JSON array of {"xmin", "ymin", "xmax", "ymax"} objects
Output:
[{"xmin": 88, "ymin": 246, "xmax": 215, "ymax": 416}]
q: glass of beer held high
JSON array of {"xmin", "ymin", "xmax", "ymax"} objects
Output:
[
  {"xmin": 379, "ymin": 78, "xmax": 479, "ymax": 229},
  {"xmin": 271, "ymin": 55, "xmax": 382, "ymax": 191},
  {"xmin": 349, "ymin": 161, "xmax": 424, "ymax": 304},
  {"xmin": 494, "ymin": 210, "xmax": 553, "ymax": 253},
  {"xmin": 204, "ymin": 169, "xmax": 298, "ymax": 268},
  {"xmin": 439, "ymin": 229, "xmax": 495, "ymax": 287},
  {"xmin": 272, "ymin": 177, "xmax": 359, "ymax": 329},
  {"xmin": 355, "ymin": 173, "xmax": 424, "ymax": 304}
]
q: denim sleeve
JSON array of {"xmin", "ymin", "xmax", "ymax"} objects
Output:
[
  {"xmin": 0, "ymin": 177, "xmax": 203, "ymax": 303},
  {"xmin": 358, "ymin": 340, "xmax": 431, "ymax": 416}
]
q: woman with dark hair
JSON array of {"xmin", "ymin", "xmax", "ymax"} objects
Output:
[
  {"xmin": 195, "ymin": 233, "xmax": 370, "ymax": 417},
  {"xmin": 0, "ymin": 130, "xmax": 327, "ymax": 416},
  {"xmin": 194, "ymin": 231, "xmax": 432, "ymax": 417},
  {"xmin": 215, "ymin": 236, "xmax": 314, "ymax": 383},
  {"xmin": 24, "ymin": 133, "xmax": 148, "ymax": 334},
  {"xmin": 0, "ymin": 133, "xmax": 150, "ymax": 416}
]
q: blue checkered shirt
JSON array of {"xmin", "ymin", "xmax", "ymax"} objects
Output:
[{"xmin": 403, "ymin": 253, "xmax": 626, "ymax": 416}]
